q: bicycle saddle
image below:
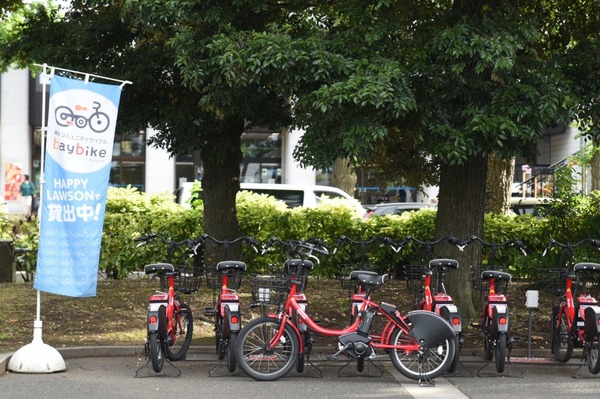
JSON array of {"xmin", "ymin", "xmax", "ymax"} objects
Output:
[
  {"xmin": 216, "ymin": 260, "xmax": 247, "ymax": 271},
  {"xmin": 348, "ymin": 270, "xmax": 378, "ymax": 280},
  {"xmin": 574, "ymin": 262, "xmax": 600, "ymax": 272},
  {"xmin": 355, "ymin": 273, "xmax": 389, "ymax": 287},
  {"xmin": 144, "ymin": 263, "xmax": 175, "ymax": 274},
  {"xmin": 429, "ymin": 259, "xmax": 459, "ymax": 269},
  {"xmin": 480, "ymin": 270, "xmax": 512, "ymax": 281},
  {"xmin": 285, "ymin": 259, "xmax": 314, "ymax": 270}
]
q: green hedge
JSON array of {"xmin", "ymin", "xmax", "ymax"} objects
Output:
[{"xmin": 4, "ymin": 187, "xmax": 600, "ymax": 280}]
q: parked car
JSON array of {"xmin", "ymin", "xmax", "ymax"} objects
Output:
[
  {"xmin": 364, "ymin": 202, "xmax": 436, "ymax": 218},
  {"xmin": 177, "ymin": 182, "xmax": 367, "ymax": 217}
]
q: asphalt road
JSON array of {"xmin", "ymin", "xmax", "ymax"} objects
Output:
[{"xmin": 2, "ymin": 350, "xmax": 600, "ymax": 399}]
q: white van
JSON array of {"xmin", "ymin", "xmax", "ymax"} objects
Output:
[{"xmin": 177, "ymin": 182, "xmax": 366, "ymax": 216}]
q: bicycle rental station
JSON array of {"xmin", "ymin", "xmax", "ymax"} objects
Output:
[{"xmin": 132, "ymin": 233, "xmax": 600, "ymax": 385}]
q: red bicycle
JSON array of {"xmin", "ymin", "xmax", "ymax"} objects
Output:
[
  {"xmin": 465, "ymin": 236, "xmax": 525, "ymax": 374},
  {"xmin": 402, "ymin": 236, "xmax": 463, "ymax": 373},
  {"xmin": 543, "ymin": 239, "xmax": 600, "ymax": 374},
  {"xmin": 135, "ymin": 233, "xmax": 201, "ymax": 374},
  {"xmin": 202, "ymin": 235, "xmax": 259, "ymax": 374},
  {"xmin": 235, "ymin": 260, "xmax": 456, "ymax": 384},
  {"xmin": 258, "ymin": 237, "xmax": 329, "ymax": 374}
]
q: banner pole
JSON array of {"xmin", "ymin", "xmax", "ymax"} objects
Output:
[{"xmin": 8, "ymin": 64, "xmax": 66, "ymax": 373}]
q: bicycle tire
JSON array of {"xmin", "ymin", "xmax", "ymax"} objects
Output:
[
  {"xmin": 215, "ymin": 315, "xmax": 224, "ymax": 358},
  {"xmin": 388, "ymin": 326, "xmax": 455, "ymax": 380},
  {"xmin": 587, "ymin": 333, "xmax": 600, "ymax": 374},
  {"xmin": 166, "ymin": 303, "xmax": 193, "ymax": 361},
  {"xmin": 495, "ymin": 333, "xmax": 507, "ymax": 373},
  {"xmin": 149, "ymin": 331, "xmax": 164, "ymax": 372},
  {"xmin": 235, "ymin": 316, "xmax": 299, "ymax": 381},
  {"xmin": 227, "ymin": 332, "xmax": 238, "ymax": 373},
  {"xmin": 447, "ymin": 334, "xmax": 461, "ymax": 373},
  {"xmin": 551, "ymin": 305, "xmax": 573, "ymax": 362}
]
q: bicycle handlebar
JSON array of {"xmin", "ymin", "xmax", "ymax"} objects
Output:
[
  {"xmin": 262, "ymin": 237, "xmax": 329, "ymax": 262},
  {"xmin": 542, "ymin": 238, "xmax": 600, "ymax": 257},
  {"xmin": 332, "ymin": 235, "xmax": 401, "ymax": 253},
  {"xmin": 459, "ymin": 235, "xmax": 527, "ymax": 256},
  {"xmin": 201, "ymin": 234, "xmax": 261, "ymax": 253},
  {"xmin": 134, "ymin": 233, "xmax": 201, "ymax": 254}
]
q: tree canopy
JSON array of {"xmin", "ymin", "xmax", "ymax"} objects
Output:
[{"xmin": 2, "ymin": 0, "xmax": 600, "ymax": 316}]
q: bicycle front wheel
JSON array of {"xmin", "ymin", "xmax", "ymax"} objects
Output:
[
  {"xmin": 235, "ymin": 316, "xmax": 299, "ymax": 381},
  {"xmin": 388, "ymin": 326, "xmax": 455, "ymax": 380},
  {"xmin": 587, "ymin": 333, "xmax": 600, "ymax": 374},
  {"xmin": 166, "ymin": 303, "xmax": 193, "ymax": 361},
  {"xmin": 551, "ymin": 305, "xmax": 573, "ymax": 363}
]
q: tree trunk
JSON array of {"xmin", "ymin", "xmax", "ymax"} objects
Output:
[
  {"xmin": 486, "ymin": 153, "xmax": 514, "ymax": 215},
  {"xmin": 434, "ymin": 155, "xmax": 488, "ymax": 319},
  {"xmin": 200, "ymin": 118, "xmax": 244, "ymax": 262},
  {"xmin": 591, "ymin": 143, "xmax": 600, "ymax": 192},
  {"xmin": 331, "ymin": 158, "xmax": 357, "ymax": 196}
]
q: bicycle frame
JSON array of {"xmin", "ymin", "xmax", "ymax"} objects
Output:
[
  {"xmin": 420, "ymin": 259, "xmax": 462, "ymax": 334},
  {"xmin": 268, "ymin": 277, "xmax": 452, "ymax": 355}
]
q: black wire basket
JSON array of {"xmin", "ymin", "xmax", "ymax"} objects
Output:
[
  {"xmin": 159, "ymin": 266, "xmax": 203, "ymax": 294},
  {"xmin": 248, "ymin": 274, "xmax": 290, "ymax": 305},
  {"xmin": 205, "ymin": 267, "xmax": 244, "ymax": 291}
]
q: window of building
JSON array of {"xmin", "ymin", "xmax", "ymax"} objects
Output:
[
  {"xmin": 110, "ymin": 131, "xmax": 146, "ymax": 190},
  {"xmin": 240, "ymin": 129, "xmax": 282, "ymax": 183}
]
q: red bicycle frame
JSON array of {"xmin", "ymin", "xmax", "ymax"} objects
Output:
[{"xmin": 267, "ymin": 280, "xmax": 420, "ymax": 354}]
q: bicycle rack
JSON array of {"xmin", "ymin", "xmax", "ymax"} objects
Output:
[
  {"xmin": 134, "ymin": 342, "xmax": 182, "ymax": 378},
  {"xmin": 476, "ymin": 345, "xmax": 523, "ymax": 378},
  {"xmin": 445, "ymin": 359, "xmax": 475, "ymax": 378}
]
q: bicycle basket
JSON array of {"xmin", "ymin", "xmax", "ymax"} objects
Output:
[
  {"xmin": 531, "ymin": 268, "xmax": 567, "ymax": 298},
  {"xmin": 205, "ymin": 267, "xmax": 244, "ymax": 291},
  {"xmin": 159, "ymin": 266, "xmax": 203, "ymax": 294},
  {"xmin": 248, "ymin": 274, "xmax": 289, "ymax": 305}
]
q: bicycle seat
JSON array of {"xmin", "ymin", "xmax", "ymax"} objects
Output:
[
  {"xmin": 216, "ymin": 260, "xmax": 247, "ymax": 271},
  {"xmin": 355, "ymin": 273, "xmax": 389, "ymax": 287},
  {"xmin": 480, "ymin": 270, "xmax": 512, "ymax": 282},
  {"xmin": 348, "ymin": 270, "xmax": 378, "ymax": 280},
  {"xmin": 574, "ymin": 262, "xmax": 600, "ymax": 272},
  {"xmin": 429, "ymin": 259, "xmax": 459, "ymax": 269},
  {"xmin": 144, "ymin": 263, "xmax": 175, "ymax": 275},
  {"xmin": 285, "ymin": 259, "xmax": 314, "ymax": 271}
]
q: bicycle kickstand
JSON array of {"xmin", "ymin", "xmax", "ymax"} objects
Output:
[{"xmin": 418, "ymin": 356, "xmax": 435, "ymax": 387}]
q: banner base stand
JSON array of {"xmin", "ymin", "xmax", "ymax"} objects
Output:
[{"xmin": 8, "ymin": 320, "xmax": 66, "ymax": 373}]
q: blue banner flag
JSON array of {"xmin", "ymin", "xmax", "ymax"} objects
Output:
[{"xmin": 34, "ymin": 76, "xmax": 122, "ymax": 297}]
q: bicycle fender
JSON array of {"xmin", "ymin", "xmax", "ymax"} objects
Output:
[
  {"xmin": 491, "ymin": 305, "xmax": 509, "ymax": 335},
  {"xmin": 225, "ymin": 304, "xmax": 242, "ymax": 333},
  {"xmin": 584, "ymin": 306, "xmax": 600, "ymax": 340},
  {"xmin": 147, "ymin": 309, "xmax": 160, "ymax": 332},
  {"xmin": 406, "ymin": 310, "xmax": 454, "ymax": 347},
  {"xmin": 438, "ymin": 305, "xmax": 462, "ymax": 334}
]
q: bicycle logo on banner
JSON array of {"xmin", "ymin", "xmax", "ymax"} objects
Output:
[{"xmin": 55, "ymin": 101, "xmax": 111, "ymax": 133}]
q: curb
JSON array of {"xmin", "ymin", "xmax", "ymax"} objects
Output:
[{"xmin": 2, "ymin": 345, "xmax": 562, "ymax": 375}]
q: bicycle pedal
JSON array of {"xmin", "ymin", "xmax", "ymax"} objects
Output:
[{"xmin": 203, "ymin": 307, "xmax": 217, "ymax": 317}]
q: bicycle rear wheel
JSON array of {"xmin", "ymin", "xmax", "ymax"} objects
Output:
[
  {"xmin": 149, "ymin": 332, "xmax": 165, "ymax": 372},
  {"xmin": 227, "ymin": 332, "xmax": 238, "ymax": 373},
  {"xmin": 235, "ymin": 316, "xmax": 299, "ymax": 381},
  {"xmin": 551, "ymin": 305, "xmax": 573, "ymax": 362},
  {"xmin": 495, "ymin": 333, "xmax": 507, "ymax": 373},
  {"xmin": 446, "ymin": 334, "xmax": 461, "ymax": 373},
  {"xmin": 388, "ymin": 326, "xmax": 455, "ymax": 380},
  {"xmin": 166, "ymin": 303, "xmax": 193, "ymax": 361},
  {"xmin": 587, "ymin": 333, "xmax": 600, "ymax": 374}
]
